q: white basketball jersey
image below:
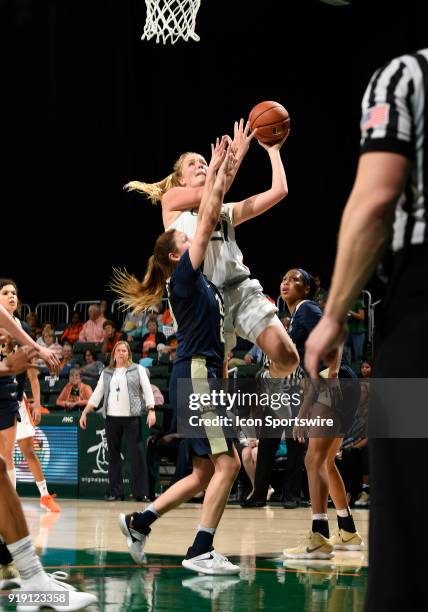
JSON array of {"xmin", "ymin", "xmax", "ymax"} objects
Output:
[{"xmin": 166, "ymin": 205, "xmax": 250, "ymax": 288}]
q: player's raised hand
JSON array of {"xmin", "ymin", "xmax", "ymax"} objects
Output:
[
  {"xmin": 258, "ymin": 130, "xmax": 290, "ymax": 151},
  {"xmin": 37, "ymin": 345, "xmax": 60, "ymax": 376},
  {"xmin": 209, "ymin": 135, "xmax": 229, "ymax": 173},
  {"xmin": 232, "ymin": 119, "xmax": 256, "ymax": 159}
]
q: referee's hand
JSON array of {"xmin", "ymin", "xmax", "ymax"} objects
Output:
[{"xmin": 305, "ymin": 316, "xmax": 347, "ymax": 379}]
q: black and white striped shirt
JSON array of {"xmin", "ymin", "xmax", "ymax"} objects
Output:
[{"xmin": 360, "ymin": 48, "xmax": 428, "ymax": 251}]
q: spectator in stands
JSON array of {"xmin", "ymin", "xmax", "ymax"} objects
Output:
[
  {"xmin": 79, "ymin": 341, "xmax": 155, "ymax": 501},
  {"xmin": 59, "ymin": 341, "xmax": 79, "ymax": 379},
  {"xmin": 25, "ymin": 312, "xmax": 42, "ymax": 340},
  {"xmin": 100, "ymin": 299, "xmax": 109, "ymax": 318},
  {"xmin": 37, "ymin": 330, "xmax": 62, "ymax": 363},
  {"xmin": 244, "ymin": 344, "xmax": 263, "ymax": 365},
  {"xmin": 36, "ymin": 322, "xmax": 55, "ymax": 346},
  {"xmin": 61, "ymin": 311, "xmax": 83, "ymax": 345},
  {"xmin": 344, "ymin": 295, "xmax": 366, "ymax": 365},
  {"xmin": 126, "ymin": 305, "xmax": 160, "ymax": 342},
  {"xmin": 141, "ymin": 321, "xmax": 167, "ymax": 358},
  {"xmin": 157, "ymin": 333, "xmax": 178, "ymax": 364},
  {"xmin": 313, "ymin": 274, "xmax": 328, "ymax": 310},
  {"xmin": 159, "ymin": 305, "xmax": 173, "ymax": 327},
  {"xmin": 144, "ymin": 367, "xmax": 165, "ymax": 408},
  {"xmin": 78, "ymin": 304, "xmax": 106, "ymax": 343},
  {"xmin": 80, "ymin": 349, "xmax": 105, "ymax": 387},
  {"xmin": 122, "ymin": 310, "xmax": 145, "ymax": 336},
  {"xmin": 101, "ymin": 320, "xmax": 125, "ymax": 362},
  {"xmin": 56, "ymin": 368, "xmax": 92, "ymax": 411}
]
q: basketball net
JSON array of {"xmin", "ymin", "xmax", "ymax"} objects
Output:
[{"xmin": 142, "ymin": 0, "xmax": 201, "ymax": 45}]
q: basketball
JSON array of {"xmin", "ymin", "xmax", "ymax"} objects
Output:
[{"xmin": 248, "ymin": 100, "xmax": 290, "ymax": 144}]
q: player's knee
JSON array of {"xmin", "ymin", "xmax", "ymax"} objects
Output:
[
  {"xmin": 305, "ymin": 448, "xmax": 326, "ymax": 470},
  {"xmin": 326, "ymin": 456, "xmax": 338, "ymax": 472},
  {"xmin": 283, "ymin": 344, "xmax": 299, "ymax": 370},
  {"xmin": 273, "ymin": 343, "xmax": 299, "ymax": 373}
]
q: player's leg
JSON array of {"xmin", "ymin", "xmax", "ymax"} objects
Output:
[
  {"xmin": 0, "ymin": 419, "xmax": 17, "ymax": 487},
  {"xmin": 182, "ymin": 444, "xmax": 241, "ymax": 574},
  {"xmin": 0, "ymin": 454, "xmax": 97, "ymax": 609},
  {"xmin": 326, "ymin": 439, "xmax": 363, "ymax": 550},
  {"xmin": 241, "ymin": 446, "xmax": 256, "ymax": 498},
  {"xmin": 226, "ymin": 279, "xmax": 299, "ymax": 377},
  {"xmin": 284, "ymin": 435, "xmax": 334, "ymax": 559},
  {"xmin": 256, "ymin": 320, "xmax": 299, "ymax": 377},
  {"xmin": 119, "ymin": 456, "xmax": 214, "ymax": 563},
  {"xmin": 18, "ymin": 437, "xmax": 60, "ymax": 512}
]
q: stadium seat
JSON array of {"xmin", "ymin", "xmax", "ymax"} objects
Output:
[
  {"xmin": 74, "ymin": 342, "xmax": 101, "ymax": 354},
  {"xmin": 149, "ymin": 365, "xmax": 170, "ymax": 378}
]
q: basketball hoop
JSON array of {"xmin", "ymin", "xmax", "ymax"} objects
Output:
[{"xmin": 142, "ymin": 0, "xmax": 201, "ymax": 45}]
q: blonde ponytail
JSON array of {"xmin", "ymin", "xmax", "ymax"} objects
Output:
[
  {"xmin": 123, "ymin": 151, "xmax": 202, "ymax": 204},
  {"xmin": 110, "ymin": 229, "xmax": 177, "ymax": 314}
]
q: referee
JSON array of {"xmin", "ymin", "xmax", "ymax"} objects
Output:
[{"xmin": 305, "ymin": 48, "xmax": 428, "ymax": 610}]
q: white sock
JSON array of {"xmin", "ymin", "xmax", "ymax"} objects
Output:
[
  {"xmin": 145, "ymin": 502, "xmax": 161, "ymax": 518},
  {"xmin": 336, "ymin": 507, "xmax": 351, "ymax": 517},
  {"xmin": 197, "ymin": 524, "xmax": 216, "ymax": 535},
  {"xmin": 36, "ymin": 480, "xmax": 49, "ymax": 497},
  {"xmin": 312, "ymin": 513, "xmax": 328, "ymax": 521},
  {"xmin": 7, "ymin": 469, "xmax": 16, "ymax": 489},
  {"xmin": 7, "ymin": 536, "xmax": 45, "ymax": 583}
]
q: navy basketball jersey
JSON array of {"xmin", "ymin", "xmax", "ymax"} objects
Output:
[{"xmin": 168, "ymin": 250, "xmax": 225, "ymax": 366}]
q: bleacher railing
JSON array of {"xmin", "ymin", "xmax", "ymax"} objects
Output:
[
  {"xmin": 35, "ymin": 302, "xmax": 69, "ymax": 329},
  {"xmin": 73, "ymin": 300, "xmax": 101, "ymax": 322},
  {"xmin": 19, "ymin": 303, "xmax": 31, "ymax": 321},
  {"xmin": 111, "ymin": 299, "xmax": 126, "ymax": 327}
]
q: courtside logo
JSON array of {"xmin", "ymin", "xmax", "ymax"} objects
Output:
[{"xmin": 14, "ymin": 428, "xmax": 51, "ymax": 479}]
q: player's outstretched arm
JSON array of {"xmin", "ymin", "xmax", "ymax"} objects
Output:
[
  {"xmin": 222, "ymin": 119, "xmax": 255, "ymax": 193},
  {"xmin": 0, "ymin": 304, "xmax": 60, "ymax": 373},
  {"xmin": 231, "ymin": 134, "xmax": 289, "ymax": 227},
  {"xmin": 189, "ymin": 147, "xmax": 235, "ymax": 270}
]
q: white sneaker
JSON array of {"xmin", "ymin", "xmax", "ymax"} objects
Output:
[
  {"xmin": 118, "ymin": 513, "xmax": 148, "ymax": 564},
  {"xmin": 267, "ymin": 486, "xmax": 275, "ymax": 501},
  {"xmin": 46, "ymin": 571, "xmax": 76, "ymax": 591},
  {"xmin": 182, "ymin": 550, "xmax": 240, "ymax": 575},
  {"xmin": 354, "ymin": 490, "xmax": 370, "ymax": 507},
  {"xmin": 16, "ymin": 572, "xmax": 97, "ymax": 611}
]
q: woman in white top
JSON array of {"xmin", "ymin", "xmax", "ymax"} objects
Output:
[{"xmin": 80, "ymin": 341, "xmax": 155, "ymax": 502}]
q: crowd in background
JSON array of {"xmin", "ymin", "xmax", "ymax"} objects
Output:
[{"xmin": 16, "ymin": 277, "xmax": 371, "ymax": 508}]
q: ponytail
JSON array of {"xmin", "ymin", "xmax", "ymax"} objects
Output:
[
  {"xmin": 123, "ymin": 151, "xmax": 202, "ymax": 204},
  {"xmin": 110, "ymin": 229, "xmax": 177, "ymax": 314}
]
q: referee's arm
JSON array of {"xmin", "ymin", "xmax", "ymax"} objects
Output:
[{"xmin": 304, "ymin": 151, "xmax": 409, "ymax": 378}]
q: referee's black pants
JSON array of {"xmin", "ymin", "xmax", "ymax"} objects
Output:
[
  {"xmin": 105, "ymin": 415, "xmax": 149, "ymax": 498},
  {"xmin": 366, "ymin": 245, "xmax": 428, "ymax": 611}
]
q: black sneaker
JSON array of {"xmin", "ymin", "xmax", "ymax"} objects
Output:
[
  {"xmin": 118, "ymin": 513, "xmax": 150, "ymax": 564},
  {"xmin": 282, "ymin": 499, "xmax": 298, "ymax": 509},
  {"xmin": 240, "ymin": 498, "xmax": 266, "ymax": 508}
]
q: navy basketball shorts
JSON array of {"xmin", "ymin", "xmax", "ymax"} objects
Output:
[{"xmin": 170, "ymin": 356, "xmax": 235, "ymax": 457}]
